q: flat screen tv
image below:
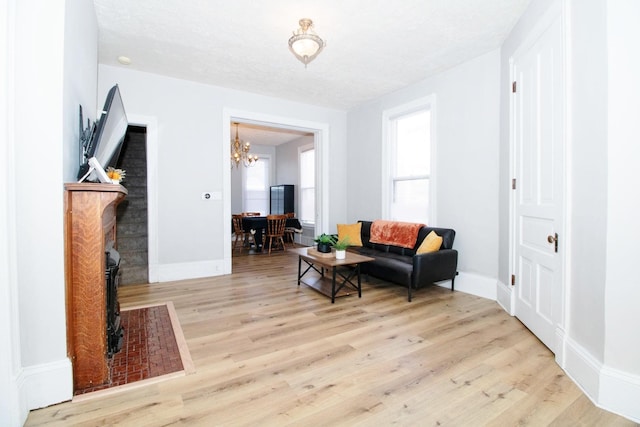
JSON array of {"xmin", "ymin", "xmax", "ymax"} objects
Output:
[{"xmin": 77, "ymin": 84, "xmax": 128, "ymax": 183}]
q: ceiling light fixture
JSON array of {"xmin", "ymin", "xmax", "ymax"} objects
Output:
[
  {"xmin": 288, "ymin": 18, "xmax": 325, "ymax": 68},
  {"xmin": 231, "ymin": 123, "xmax": 258, "ymax": 168},
  {"xmin": 117, "ymin": 56, "xmax": 131, "ymax": 65}
]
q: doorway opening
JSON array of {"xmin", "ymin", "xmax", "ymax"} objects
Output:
[
  {"xmin": 230, "ymin": 122, "xmax": 316, "ymax": 251},
  {"xmin": 223, "ymin": 110, "xmax": 330, "ymax": 271},
  {"xmin": 116, "ymin": 125, "xmax": 149, "ymax": 285}
]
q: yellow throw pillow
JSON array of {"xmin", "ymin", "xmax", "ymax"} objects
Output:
[
  {"xmin": 337, "ymin": 223, "xmax": 363, "ymax": 247},
  {"xmin": 416, "ymin": 231, "xmax": 443, "ymax": 254}
]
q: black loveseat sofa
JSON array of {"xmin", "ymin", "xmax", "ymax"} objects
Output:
[{"xmin": 348, "ymin": 220, "xmax": 458, "ymax": 302}]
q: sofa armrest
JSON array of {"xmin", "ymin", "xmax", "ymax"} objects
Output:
[{"xmin": 412, "ymin": 249, "xmax": 458, "ymax": 288}]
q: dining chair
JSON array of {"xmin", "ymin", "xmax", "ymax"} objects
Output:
[
  {"xmin": 265, "ymin": 214, "xmax": 287, "ymax": 255},
  {"xmin": 284, "ymin": 212, "xmax": 297, "ymax": 245},
  {"xmin": 232, "ymin": 214, "xmax": 255, "ymax": 253}
]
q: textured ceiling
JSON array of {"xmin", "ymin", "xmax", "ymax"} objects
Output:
[{"xmin": 94, "ymin": 0, "xmax": 531, "ymax": 111}]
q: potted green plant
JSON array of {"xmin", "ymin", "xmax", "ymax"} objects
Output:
[
  {"xmin": 314, "ymin": 233, "xmax": 335, "ymax": 253},
  {"xmin": 332, "ymin": 236, "xmax": 350, "ymax": 259}
]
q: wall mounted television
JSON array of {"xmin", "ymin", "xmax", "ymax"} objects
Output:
[{"xmin": 77, "ymin": 84, "xmax": 128, "ymax": 183}]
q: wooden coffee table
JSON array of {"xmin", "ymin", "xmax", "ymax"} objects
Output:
[{"xmin": 289, "ymin": 247, "xmax": 375, "ymax": 303}]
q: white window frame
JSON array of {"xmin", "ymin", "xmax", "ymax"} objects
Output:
[
  {"xmin": 298, "ymin": 143, "xmax": 315, "ymax": 225},
  {"xmin": 381, "ymin": 95, "xmax": 437, "ymax": 224},
  {"xmin": 242, "ymin": 154, "xmax": 271, "ymax": 215}
]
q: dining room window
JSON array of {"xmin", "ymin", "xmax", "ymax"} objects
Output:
[
  {"xmin": 382, "ymin": 96, "xmax": 436, "ymax": 224},
  {"xmin": 299, "ymin": 145, "xmax": 315, "ymax": 224},
  {"xmin": 243, "ymin": 155, "xmax": 270, "ymax": 215}
]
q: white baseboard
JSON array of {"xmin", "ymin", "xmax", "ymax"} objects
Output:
[
  {"xmin": 600, "ymin": 366, "xmax": 640, "ymax": 422},
  {"xmin": 562, "ymin": 335, "xmax": 640, "ymax": 423},
  {"xmin": 496, "ymin": 279, "xmax": 515, "ymax": 314},
  {"xmin": 148, "ymin": 262, "xmax": 159, "ymax": 283},
  {"xmin": 437, "ymin": 271, "xmax": 497, "ymax": 300},
  {"xmin": 20, "ymin": 358, "xmax": 72, "ymax": 411},
  {"xmin": 1, "ymin": 368, "xmax": 27, "ymax": 427},
  {"xmin": 157, "ymin": 259, "xmax": 226, "ymax": 282},
  {"xmin": 562, "ymin": 335, "xmax": 602, "ymax": 399},
  {"xmin": 554, "ymin": 326, "xmax": 567, "ymax": 368}
]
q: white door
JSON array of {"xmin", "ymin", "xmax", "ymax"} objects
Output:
[{"xmin": 511, "ymin": 13, "xmax": 564, "ymax": 352}]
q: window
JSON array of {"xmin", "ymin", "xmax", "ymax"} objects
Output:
[
  {"xmin": 243, "ymin": 155, "xmax": 270, "ymax": 215},
  {"xmin": 299, "ymin": 146, "xmax": 315, "ymax": 224},
  {"xmin": 383, "ymin": 96, "xmax": 435, "ymax": 224}
]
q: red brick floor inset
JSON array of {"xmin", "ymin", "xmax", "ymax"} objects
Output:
[{"xmin": 74, "ymin": 304, "xmax": 184, "ymax": 396}]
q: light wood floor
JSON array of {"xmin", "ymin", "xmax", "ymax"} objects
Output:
[{"xmin": 27, "ymin": 246, "xmax": 636, "ymax": 426}]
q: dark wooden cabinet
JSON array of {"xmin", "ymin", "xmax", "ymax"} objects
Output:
[{"xmin": 270, "ymin": 185, "xmax": 294, "ymax": 215}]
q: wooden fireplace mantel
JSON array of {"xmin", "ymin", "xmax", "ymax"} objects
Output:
[{"xmin": 64, "ymin": 182, "xmax": 127, "ymax": 390}]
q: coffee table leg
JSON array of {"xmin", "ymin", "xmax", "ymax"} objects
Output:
[
  {"xmin": 356, "ymin": 264, "xmax": 362, "ymax": 298},
  {"xmin": 331, "ymin": 266, "xmax": 337, "ymax": 303},
  {"xmin": 297, "ymin": 256, "xmax": 302, "ymax": 287}
]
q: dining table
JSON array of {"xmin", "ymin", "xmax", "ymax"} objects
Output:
[{"xmin": 241, "ymin": 216, "xmax": 302, "ymax": 251}]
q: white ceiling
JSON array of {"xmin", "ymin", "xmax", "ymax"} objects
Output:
[
  {"xmin": 94, "ymin": 0, "xmax": 531, "ymax": 112},
  {"xmin": 232, "ymin": 122, "xmax": 311, "ymax": 147}
]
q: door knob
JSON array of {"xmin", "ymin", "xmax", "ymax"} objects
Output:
[{"xmin": 547, "ymin": 233, "xmax": 558, "ymax": 253}]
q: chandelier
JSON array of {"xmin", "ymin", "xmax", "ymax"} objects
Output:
[
  {"xmin": 230, "ymin": 123, "xmax": 258, "ymax": 168},
  {"xmin": 288, "ymin": 18, "xmax": 325, "ymax": 67}
]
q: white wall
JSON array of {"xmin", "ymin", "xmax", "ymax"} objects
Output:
[
  {"xmin": 347, "ymin": 50, "xmax": 502, "ymax": 299},
  {"xmin": 14, "ymin": 0, "xmax": 66, "ymax": 369},
  {"xmin": 0, "ymin": 0, "xmax": 23, "ymax": 424},
  {"xmin": 276, "ymin": 135, "xmax": 314, "ymax": 215},
  {"xmin": 276, "ymin": 135, "xmax": 309, "ymax": 188},
  {"xmin": 500, "ymin": 0, "xmax": 640, "ymax": 421},
  {"xmin": 63, "ymin": 0, "xmax": 99, "ymax": 181},
  {"xmin": 1, "ymin": 0, "xmax": 99, "ymax": 423},
  {"xmin": 98, "ymin": 65, "xmax": 347, "ymax": 279},
  {"xmin": 602, "ymin": 0, "xmax": 640, "ymax": 419},
  {"xmin": 567, "ymin": 0, "xmax": 609, "ymax": 366},
  {"xmin": 605, "ymin": 0, "xmax": 640, "ymax": 375},
  {"xmin": 566, "ymin": 1, "xmax": 640, "ymax": 419}
]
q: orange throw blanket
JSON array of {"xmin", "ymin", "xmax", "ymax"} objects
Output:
[{"xmin": 370, "ymin": 220, "xmax": 425, "ymax": 249}]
